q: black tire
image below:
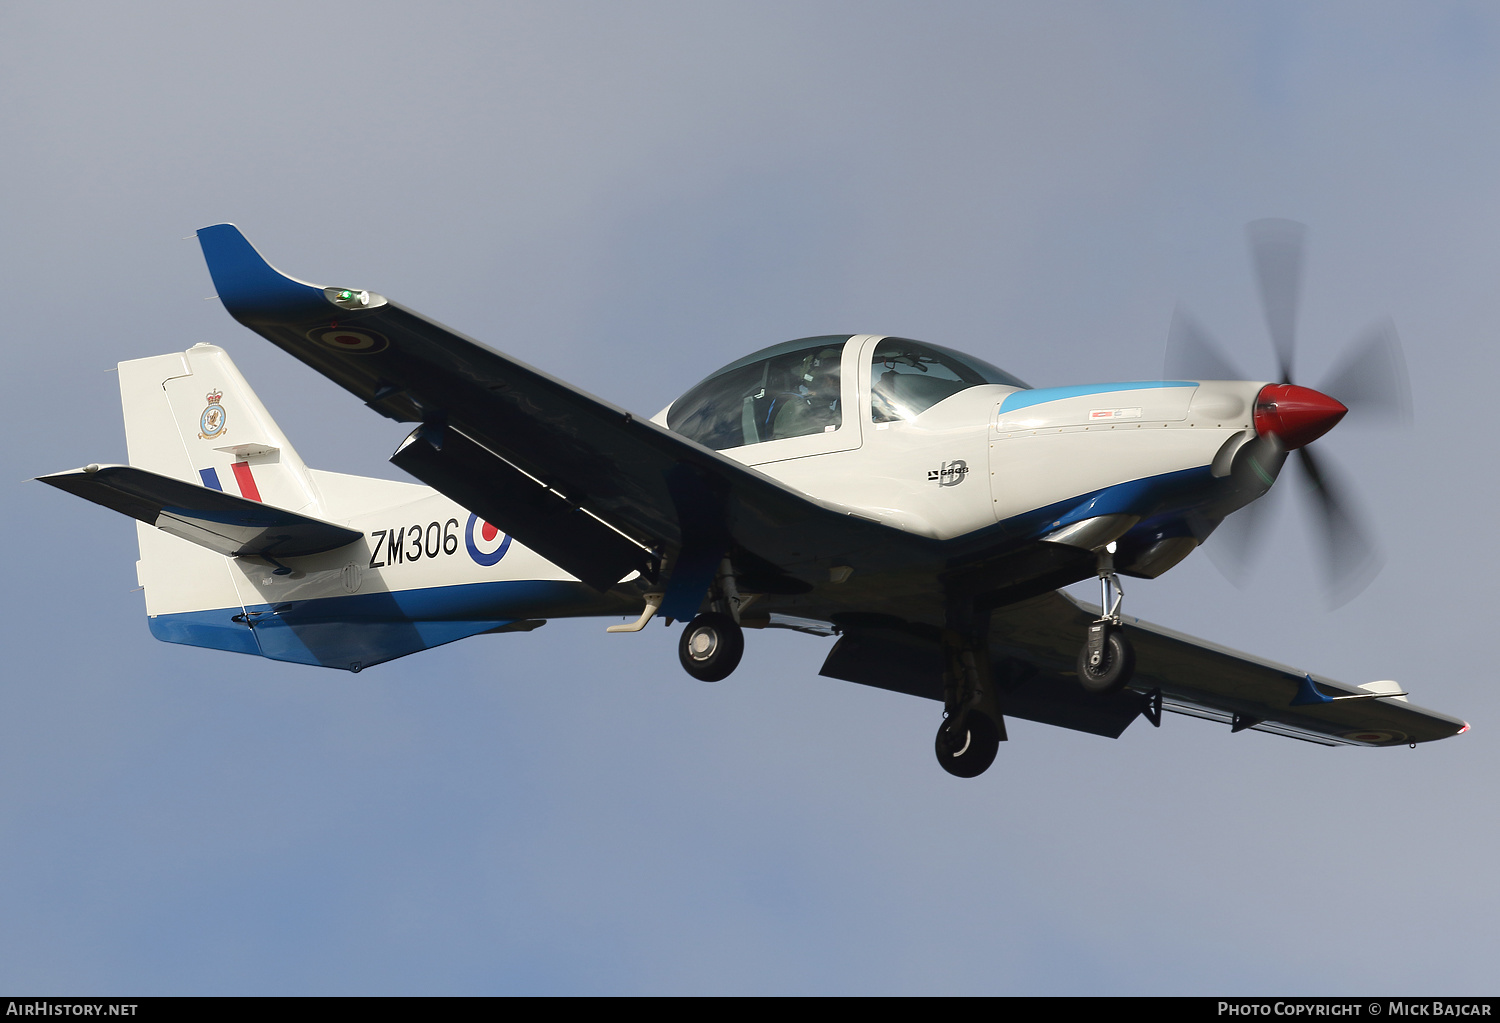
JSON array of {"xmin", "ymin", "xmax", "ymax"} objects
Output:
[
  {"xmin": 1076, "ymin": 628, "xmax": 1135, "ymax": 695},
  {"xmin": 677, "ymin": 612, "xmax": 744, "ymax": 682},
  {"xmin": 934, "ymin": 710, "xmax": 1001, "ymax": 778}
]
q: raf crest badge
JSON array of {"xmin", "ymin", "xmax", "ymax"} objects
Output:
[{"xmin": 198, "ymin": 389, "xmax": 226, "ymax": 439}]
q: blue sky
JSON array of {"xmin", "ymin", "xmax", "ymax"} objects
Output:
[{"xmin": 3, "ymin": 1, "xmax": 1498, "ymax": 994}]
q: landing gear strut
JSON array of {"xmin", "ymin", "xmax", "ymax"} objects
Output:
[
  {"xmin": 677, "ymin": 559, "xmax": 747, "ymax": 682},
  {"xmin": 933, "ymin": 599, "xmax": 1006, "ymax": 778},
  {"xmin": 1077, "ymin": 542, "xmax": 1135, "ymax": 695}
]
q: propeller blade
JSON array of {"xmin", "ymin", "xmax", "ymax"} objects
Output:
[
  {"xmin": 1202, "ymin": 484, "xmax": 1279, "ymax": 586},
  {"xmin": 1317, "ymin": 318, "xmax": 1413, "ymax": 427},
  {"xmin": 1295, "ymin": 445, "xmax": 1383, "ymax": 606},
  {"xmin": 1247, "ymin": 218, "xmax": 1306, "ymax": 383},
  {"xmin": 1164, "ymin": 305, "xmax": 1246, "ymax": 381},
  {"xmin": 1170, "ymin": 221, "xmax": 1392, "ymax": 604}
]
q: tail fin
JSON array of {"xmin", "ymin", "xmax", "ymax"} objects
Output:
[
  {"xmin": 120, "ymin": 343, "xmax": 317, "ymax": 512},
  {"xmin": 115, "ymin": 345, "xmax": 323, "ymax": 653}
]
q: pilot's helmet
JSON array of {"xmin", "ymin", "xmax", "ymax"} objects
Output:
[{"xmin": 800, "ymin": 348, "xmax": 842, "ymax": 390}]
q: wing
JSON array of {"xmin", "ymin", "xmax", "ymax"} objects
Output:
[
  {"xmin": 196, "ymin": 224, "xmax": 1063, "ymax": 618},
  {"xmin": 822, "ymin": 591, "xmax": 1466, "ymax": 746}
]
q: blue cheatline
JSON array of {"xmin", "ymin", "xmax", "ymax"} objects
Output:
[
  {"xmin": 991, "ymin": 464, "xmax": 1215, "ymax": 544},
  {"xmin": 147, "ymin": 578, "xmax": 610, "ymax": 671}
]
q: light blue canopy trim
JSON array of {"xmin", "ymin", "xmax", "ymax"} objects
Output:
[{"xmin": 999, "ymin": 381, "xmax": 1196, "ymax": 414}]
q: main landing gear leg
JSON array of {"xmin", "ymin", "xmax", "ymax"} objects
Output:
[
  {"xmin": 677, "ymin": 558, "xmax": 746, "ymax": 683},
  {"xmin": 934, "ymin": 602, "xmax": 1005, "ymax": 778},
  {"xmin": 1076, "ymin": 542, "xmax": 1135, "ymax": 695}
]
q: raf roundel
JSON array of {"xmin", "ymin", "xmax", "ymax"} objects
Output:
[
  {"xmin": 464, "ymin": 513, "xmax": 512, "ymax": 566},
  {"xmin": 308, "ymin": 326, "xmax": 389, "ymax": 354}
]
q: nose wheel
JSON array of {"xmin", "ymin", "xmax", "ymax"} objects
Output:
[
  {"xmin": 1077, "ymin": 543, "xmax": 1136, "ymax": 695},
  {"xmin": 1077, "ymin": 622, "xmax": 1135, "ymax": 694},
  {"xmin": 678, "ymin": 611, "xmax": 744, "ymax": 682}
]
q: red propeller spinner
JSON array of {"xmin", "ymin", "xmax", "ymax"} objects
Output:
[{"xmin": 1252, "ymin": 383, "xmax": 1348, "ymax": 450}]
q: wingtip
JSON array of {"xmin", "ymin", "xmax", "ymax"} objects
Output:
[{"xmin": 196, "ymin": 224, "xmax": 327, "ymax": 322}]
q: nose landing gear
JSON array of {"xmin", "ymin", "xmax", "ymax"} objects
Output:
[{"xmin": 1077, "ymin": 542, "xmax": 1135, "ymax": 695}]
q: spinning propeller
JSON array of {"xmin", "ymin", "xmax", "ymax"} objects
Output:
[{"xmin": 1165, "ymin": 219, "xmax": 1413, "ymax": 606}]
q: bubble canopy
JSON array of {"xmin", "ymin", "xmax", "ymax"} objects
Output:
[{"xmin": 667, "ymin": 335, "xmax": 1029, "ymax": 451}]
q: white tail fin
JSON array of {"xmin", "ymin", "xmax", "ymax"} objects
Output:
[
  {"xmin": 120, "ymin": 343, "xmax": 318, "ymax": 514},
  {"xmin": 120, "ymin": 344, "xmax": 319, "ymax": 631}
]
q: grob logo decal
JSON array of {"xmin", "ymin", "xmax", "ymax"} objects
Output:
[
  {"xmin": 928, "ymin": 459, "xmax": 969, "ymax": 487},
  {"xmin": 465, "ymin": 513, "xmax": 512, "ymax": 566}
]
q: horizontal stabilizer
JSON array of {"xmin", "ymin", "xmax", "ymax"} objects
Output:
[{"xmin": 38, "ymin": 465, "xmax": 362, "ymax": 559}]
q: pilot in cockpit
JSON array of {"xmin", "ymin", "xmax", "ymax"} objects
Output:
[{"xmin": 769, "ymin": 348, "xmax": 842, "ymax": 440}]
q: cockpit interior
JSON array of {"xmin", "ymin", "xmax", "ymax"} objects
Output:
[{"xmin": 668, "ymin": 335, "xmax": 1029, "ymax": 452}]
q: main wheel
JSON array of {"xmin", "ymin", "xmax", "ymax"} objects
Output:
[
  {"xmin": 677, "ymin": 612, "xmax": 744, "ymax": 682},
  {"xmin": 934, "ymin": 710, "xmax": 1000, "ymax": 778},
  {"xmin": 1076, "ymin": 628, "xmax": 1135, "ymax": 695}
]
